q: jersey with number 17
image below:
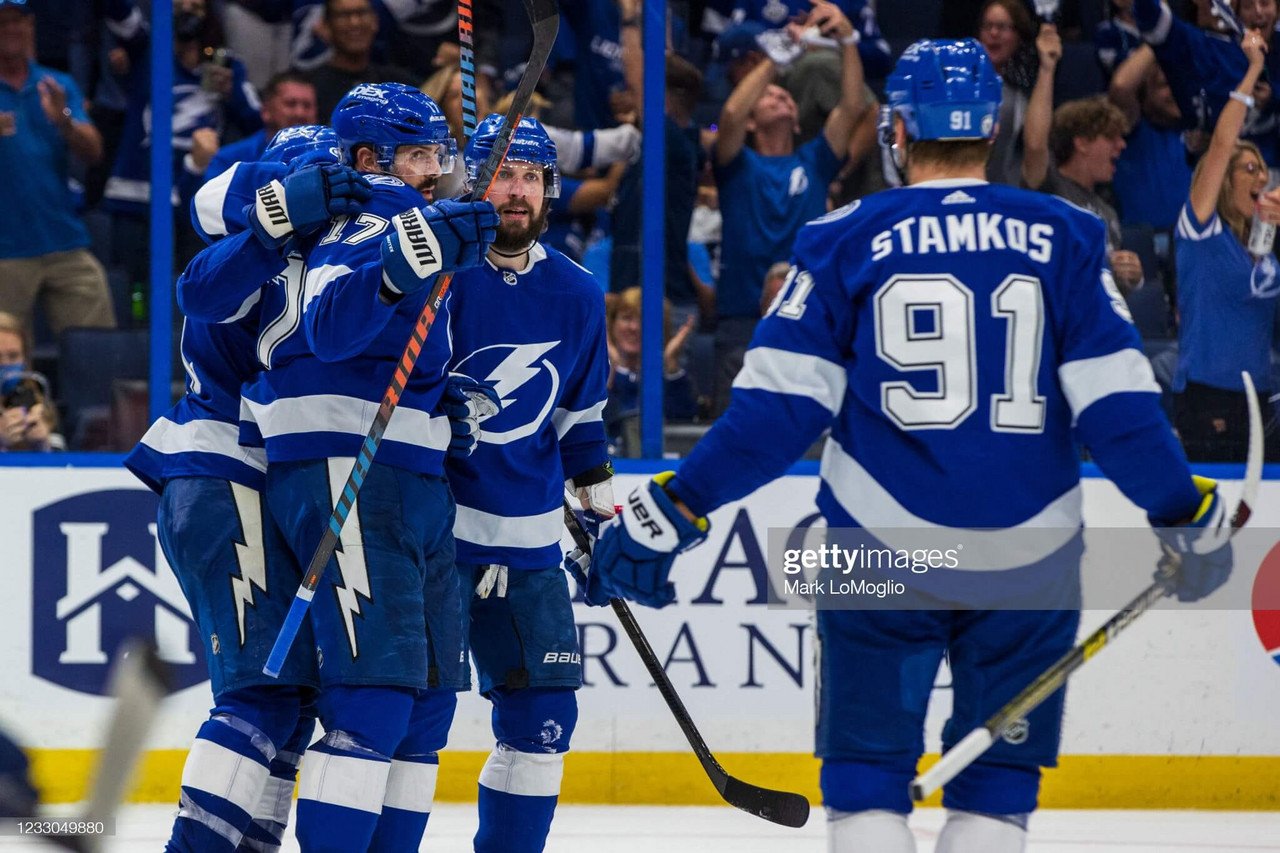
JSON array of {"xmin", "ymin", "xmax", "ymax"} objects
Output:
[
  {"xmin": 674, "ymin": 178, "xmax": 1200, "ymax": 542},
  {"xmin": 239, "ymin": 176, "xmax": 456, "ymax": 475}
]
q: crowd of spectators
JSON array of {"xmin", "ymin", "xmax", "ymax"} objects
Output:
[{"xmin": 8, "ymin": 0, "xmax": 1280, "ymax": 460}]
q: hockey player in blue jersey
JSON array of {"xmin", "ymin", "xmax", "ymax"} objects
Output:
[
  {"xmin": 125, "ymin": 127, "xmax": 372, "ymax": 853},
  {"xmin": 441, "ymin": 113, "xmax": 612, "ymax": 853},
  {"xmin": 234, "ymin": 83, "xmax": 498, "ymax": 853},
  {"xmin": 584, "ymin": 40, "xmax": 1234, "ymax": 851}
]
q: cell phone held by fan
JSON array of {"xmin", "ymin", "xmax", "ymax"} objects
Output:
[{"xmin": 0, "ymin": 367, "xmax": 43, "ymax": 411}]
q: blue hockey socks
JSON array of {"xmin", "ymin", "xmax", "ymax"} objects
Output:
[
  {"xmin": 166, "ymin": 715, "xmax": 275, "ymax": 853},
  {"xmin": 474, "ymin": 687, "xmax": 578, "ymax": 853},
  {"xmin": 167, "ymin": 687, "xmax": 307, "ymax": 853},
  {"xmin": 235, "ymin": 715, "xmax": 315, "ymax": 852},
  {"xmin": 295, "ymin": 686, "xmax": 414, "ymax": 853},
  {"xmin": 367, "ymin": 691, "xmax": 456, "ymax": 852},
  {"xmin": 475, "ymin": 747, "xmax": 565, "ymax": 853}
]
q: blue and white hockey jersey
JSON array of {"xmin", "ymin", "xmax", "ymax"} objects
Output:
[
  {"xmin": 446, "ymin": 244, "xmax": 609, "ymax": 568},
  {"xmin": 124, "ymin": 317, "xmax": 267, "ymax": 493},
  {"xmin": 670, "ymin": 179, "xmax": 1202, "ymax": 562},
  {"xmin": 240, "ymin": 176, "xmax": 456, "ymax": 474},
  {"xmin": 123, "ymin": 163, "xmax": 284, "ymax": 494}
]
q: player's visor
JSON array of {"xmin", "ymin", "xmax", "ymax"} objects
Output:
[{"xmin": 380, "ymin": 141, "xmax": 458, "ymax": 177}]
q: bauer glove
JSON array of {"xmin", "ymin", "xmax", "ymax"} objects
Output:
[
  {"xmin": 246, "ymin": 162, "xmax": 372, "ymax": 249},
  {"xmin": 1152, "ymin": 475, "xmax": 1233, "ymax": 602},
  {"xmin": 589, "ymin": 472, "xmax": 709, "ymax": 608}
]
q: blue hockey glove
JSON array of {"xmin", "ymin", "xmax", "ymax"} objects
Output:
[
  {"xmin": 564, "ymin": 508, "xmax": 614, "ymax": 607},
  {"xmin": 1152, "ymin": 476, "xmax": 1234, "ymax": 602},
  {"xmin": 379, "ymin": 199, "xmax": 499, "ymax": 299},
  {"xmin": 589, "ymin": 472, "xmax": 709, "ymax": 608},
  {"xmin": 247, "ymin": 163, "xmax": 372, "ymax": 248},
  {"xmin": 441, "ymin": 373, "xmax": 501, "ymax": 458}
]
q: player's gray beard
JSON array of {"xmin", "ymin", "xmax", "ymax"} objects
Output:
[{"xmin": 493, "ymin": 204, "xmax": 548, "ymax": 254}]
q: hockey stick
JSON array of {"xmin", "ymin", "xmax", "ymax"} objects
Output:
[
  {"xmin": 910, "ymin": 372, "xmax": 1264, "ymax": 802},
  {"xmin": 264, "ymin": 0, "xmax": 561, "ymax": 678},
  {"xmin": 42, "ymin": 640, "xmax": 172, "ymax": 852},
  {"xmin": 563, "ymin": 501, "xmax": 811, "ymax": 828},
  {"xmin": 457, "ymin": 0, "xmax": 478, "ymax": 140}
]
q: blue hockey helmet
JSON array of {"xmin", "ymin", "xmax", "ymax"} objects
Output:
[
  {"xmin": 884, "ymin": 39, "xmax": 1002, "ymax": 142},
  {"xmin": 262, "ymin": 124, "xmax": 343, "ymax": 166},
  {"xmin": 331, "ymin": 82, "xmax": 457, "ymax": 174},
  {"xmin": 464, "ymin": 113, "xmax": 561, "ymax": 199}
]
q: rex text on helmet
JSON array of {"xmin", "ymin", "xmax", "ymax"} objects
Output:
[
  {"xmin": 884, "ymin": 39, "xmax": 1003, "ymax": 144},
  {"xmin": 331, "ymin": 83, "xmax": 457, "ymax": 198}
]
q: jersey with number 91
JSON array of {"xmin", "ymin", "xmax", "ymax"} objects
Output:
[{"xmin": 674, "ymin": 179, "xmax": 1199, "ymax": 539}]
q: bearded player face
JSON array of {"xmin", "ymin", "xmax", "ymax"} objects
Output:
[{"xmin": 487, "ymin": 160, "xmax": 549, "ymax": 253}]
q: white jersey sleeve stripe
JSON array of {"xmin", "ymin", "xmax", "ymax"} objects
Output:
[
  {"xmin": 1176, "ymin": 205, "xmax": 1221, "ymax": 242},
  {"xmin": 454, "ymin": 504, "xmax": 564, "ymax": 552},
  {"xmin": 140, "ymin": 416, "xmax": 267, "ymax": 472},
  {"xmin": 821, "ymin": 438, "xmax": 1083, "ymax": 570},
  {"xmin": 303, "ymin": 264, "xmax": 356, "ymax": 305},
  {"xmin": 732, "ymin": 347, "xmax": 847, "ymax": 415},
  {"xmin": 194, "ymin": 163, "xmax": 239, "ymax": 239},
  {"xmin": 1057, "ymin": 348, "xmax": 1160, "ymax": 422},
  {"xmin": 552, "ymin": 400, "xmax": 606, "ymax": 438},
  {"xmin": 222, "ymin": 288, "xmax": 262, "ymax": 325},
  {"xmin": 242, "ymin": 393, "xmax": 451, "ymax": 451}
]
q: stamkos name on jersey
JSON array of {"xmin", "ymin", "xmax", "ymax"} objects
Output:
[{"xmin": 870, "ymin": 213, "xmax": 1055, "ymax": 263}]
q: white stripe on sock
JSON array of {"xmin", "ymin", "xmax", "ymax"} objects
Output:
[
  {"xmin": 478, "ymin": 746, "xmax": 564, "ymax": 798},
  {"xmin": 297, "ymin": 749, "xmax": 390, "ymax": 814},
  {"xmin": 383, "ymin": 759, "xmax": 440, "ymax": 812},
  {"xmin": 181, "ymin": 738, "xmax": 270, "ymax": 814}
]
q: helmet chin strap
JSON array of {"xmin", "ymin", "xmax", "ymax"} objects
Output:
[
  {"xmin": 489, "ymin": 242, "xmax": 535, "ymax": 258},
  {"xmin": 877, "ymin": 105, "xmax": 908, "ymax": 188}
]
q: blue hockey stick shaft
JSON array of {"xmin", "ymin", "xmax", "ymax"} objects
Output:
[{"xmin": 264, "ymin": 0, "xmax": 561, "ymax": 678}]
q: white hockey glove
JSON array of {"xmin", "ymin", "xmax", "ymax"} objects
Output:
[{"xmin": 567, "ymin": 462, "xmax": 616, "ymax": 519}]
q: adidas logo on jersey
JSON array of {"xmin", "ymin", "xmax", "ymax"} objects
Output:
[{"xmin": 941, "ymin": 190, "xmax": 976, "ymax": 205}]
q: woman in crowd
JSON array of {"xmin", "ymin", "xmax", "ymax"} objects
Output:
[
  {"xmin": 604, "ymin": 287, "xmax": 698, "ymax": 456},
  {"xmin": 977, "ymin": 0, "xmax": 1039, "ymax": 185},
  {"xmin": 0, "ymin": 312, "xmax": 61, "ymax": 452},
  {"xmin": 1174, "ymin": 28, "xmax": 1279, "ymax": 461}
]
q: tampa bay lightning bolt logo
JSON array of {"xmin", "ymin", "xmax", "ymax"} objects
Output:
[
  {"xmin": 1251, "ymin": 254, "xmax": 1280, "ymax": 298},
  {"xmin": 453, "ymin": 341, "xmax": 561, "ymax": 444},
  {"xmin": 31, "ymin": 490, "xmax": 207, "ymax": 696}
]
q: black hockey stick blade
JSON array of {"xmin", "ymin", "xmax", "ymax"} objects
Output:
[{"xmin": 563, "ymin": 502, "xmax": 811, "ymax": 827}]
